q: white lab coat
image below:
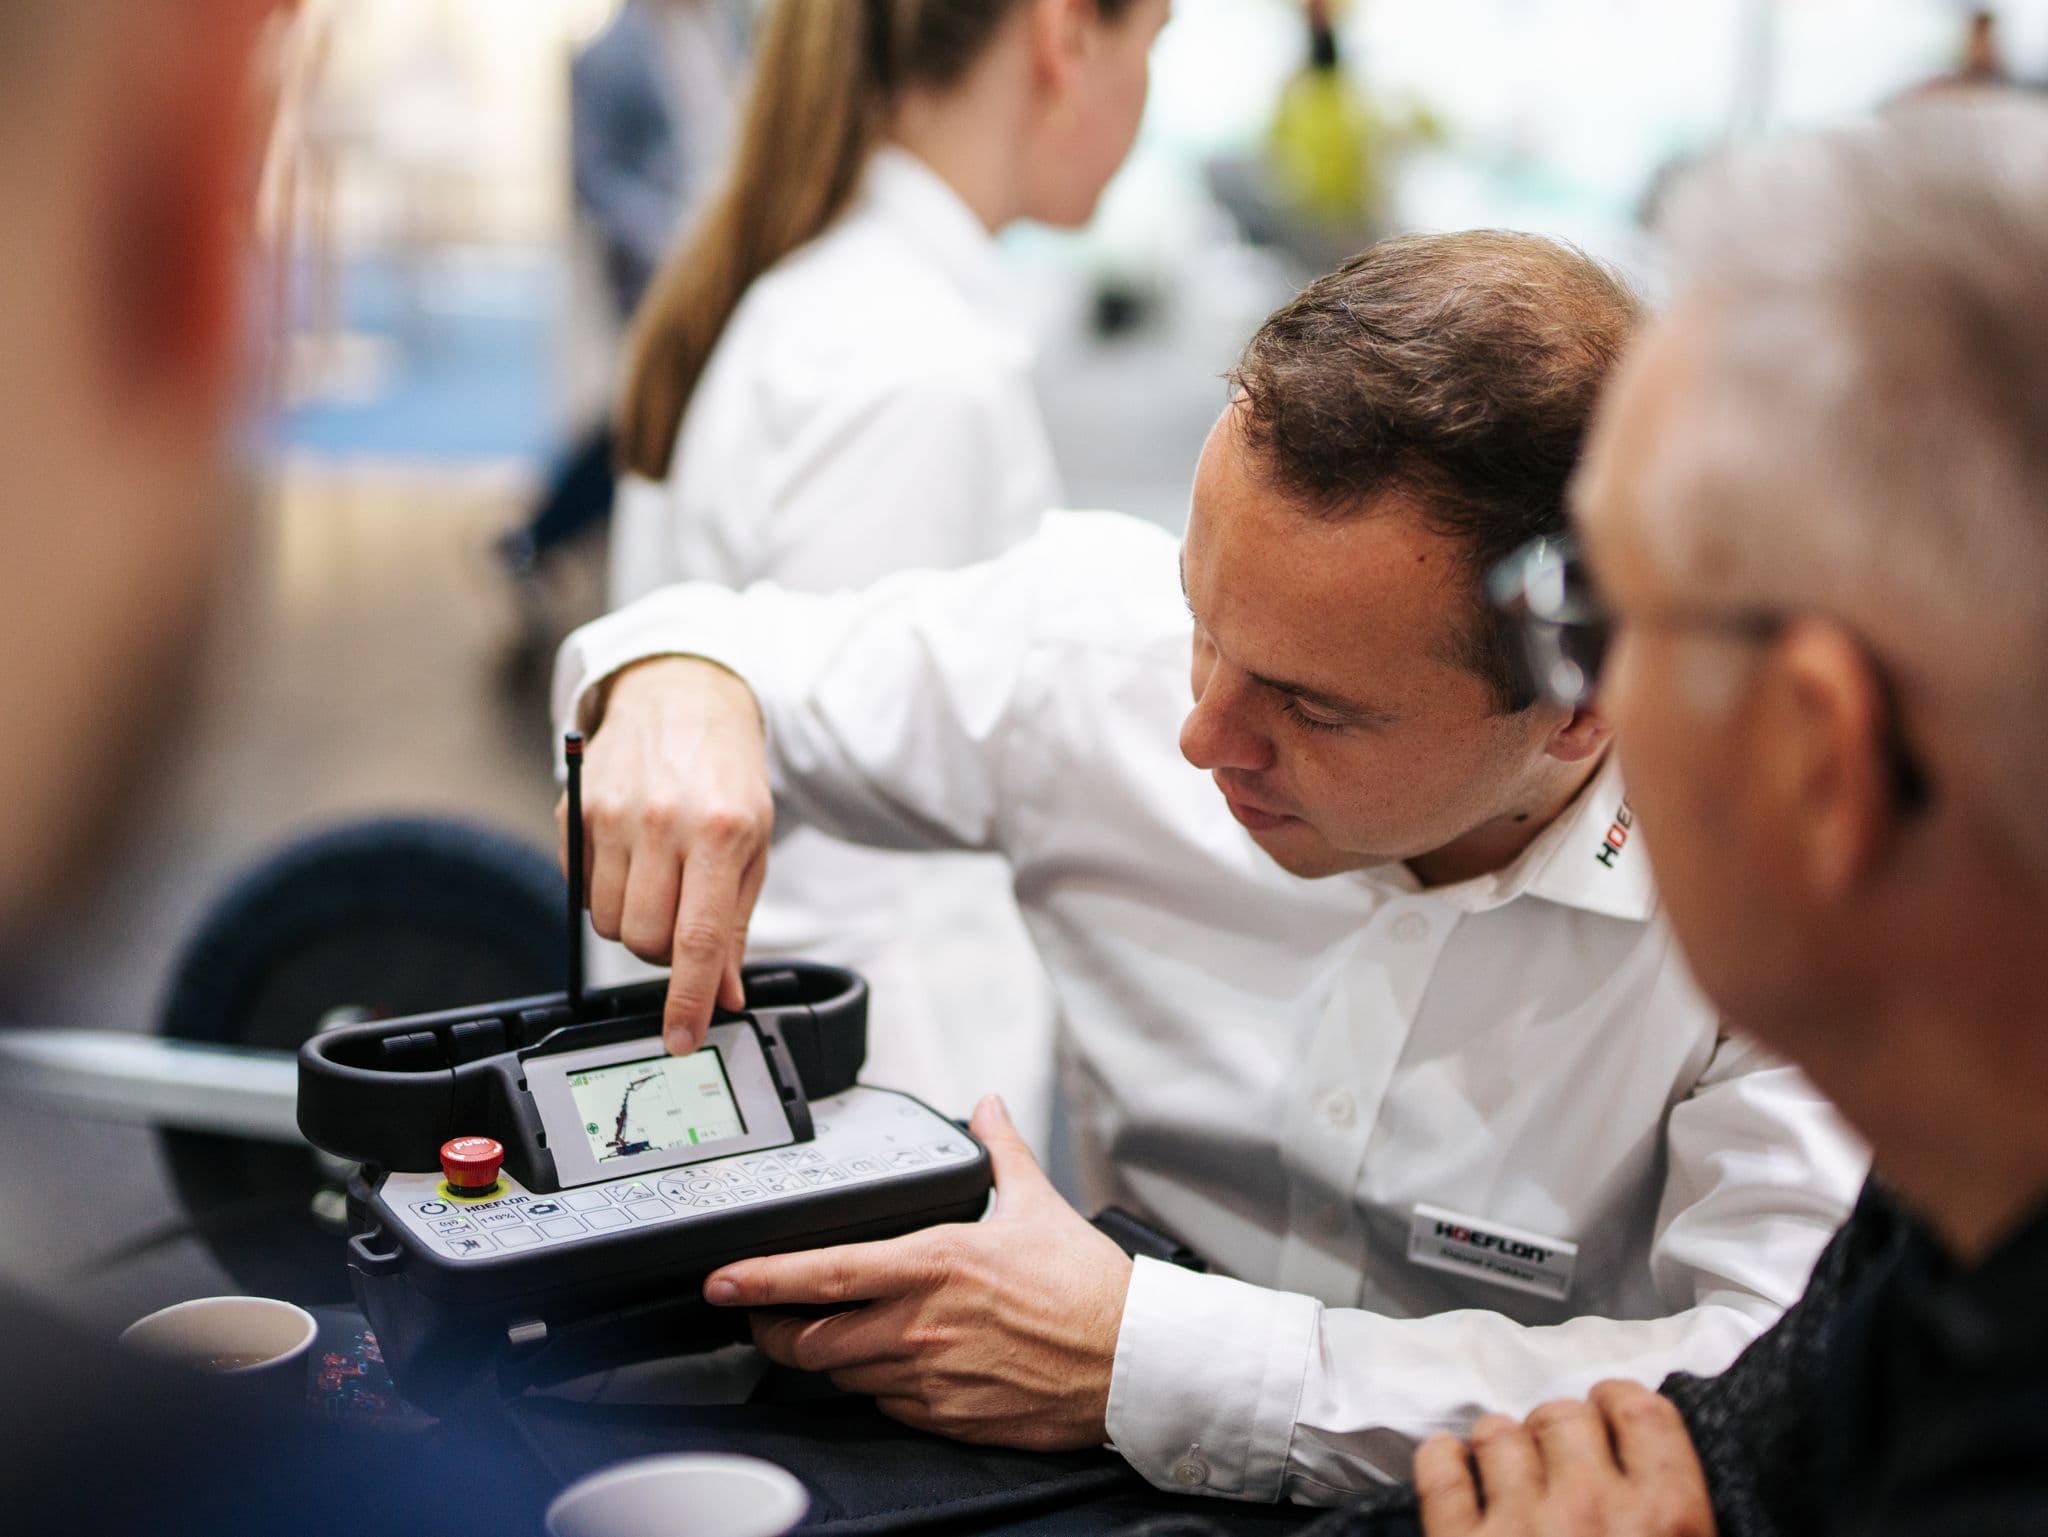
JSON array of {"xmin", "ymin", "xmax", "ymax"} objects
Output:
[
  {"xmin": 604, "ymin": 146, "xmax": 1061, "ymax": 1140},
  {"xmin": 558, "ymin": 510, "xmax": 1869, "ymax": 1504}
]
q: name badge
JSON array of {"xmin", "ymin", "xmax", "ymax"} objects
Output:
[{"xmin": 1407, "ymin": 1203, "xmax": 1578, "ymax": 1303}]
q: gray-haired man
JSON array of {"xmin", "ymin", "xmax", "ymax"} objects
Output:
[{"xmin": 1405, "ymin": 101, "xmax": 2048, "ymax": 1537}]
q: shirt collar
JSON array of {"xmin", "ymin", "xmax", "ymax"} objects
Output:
[
  {"xmin": 855, "ymin": 144, "xmax": 1024, "ymax": 333},
  {"xmin": 1365, "ymin": 755, "xmax": 1658, "ymax": 922}
]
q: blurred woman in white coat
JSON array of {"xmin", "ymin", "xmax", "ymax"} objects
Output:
[{"xmin": 600, "ymin": 0, "xmax": 1170, "ymax": 1147}]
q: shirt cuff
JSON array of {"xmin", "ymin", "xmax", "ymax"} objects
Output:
[
  {"xmin": 1106, "ymin": 1257, "xmax": 1320, "ymax": 1502},
  {"xmin": 551, "ymin": 586, "xmax": 757, "ymax": 745}
]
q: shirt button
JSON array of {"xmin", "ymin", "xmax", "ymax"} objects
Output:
[
  {"xmin": 1391, "ymin": 912, "xmax": 1431, "ymax": 943},
  {"xmin": 1173, "ymin": 1458, "xmax": 1210, "ymax": 1487},
  {"xmin": 1321, "ymin": 1090, "xmax": 1357, "ymax": 1128}
]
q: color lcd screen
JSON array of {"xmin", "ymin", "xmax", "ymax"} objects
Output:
[{"xmin": 567, "ymin": 1048, "xmax": 748, "ymax": 1165}]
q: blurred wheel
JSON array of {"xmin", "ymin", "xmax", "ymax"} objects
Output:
[{"xmin": 157, "ymin": 817, "xmax": 567, "ymax": 1301}]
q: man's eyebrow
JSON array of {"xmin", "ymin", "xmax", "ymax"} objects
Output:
[
  {"xmin": 1251, "ymin": 671, "xmax": 1398, "ymax": 723},
  {"xmin": 1182, "ymin": 546, "xmax": 1397, "ymax": 722}
]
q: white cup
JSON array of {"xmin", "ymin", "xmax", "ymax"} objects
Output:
[
  {"xmin": 118, "ymin": 1295, "xmax": 319, "ymax": 1385},
  {"xmin": 545, "ymin": 1453, "xmax": 809, "ymax": 1537}
]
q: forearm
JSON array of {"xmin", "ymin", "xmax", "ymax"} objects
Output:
[{"xmin": 553, "ymin": 570, "xmax": 1021, "ymax": 855}]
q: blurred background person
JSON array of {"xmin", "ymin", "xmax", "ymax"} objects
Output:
[
  {"xmin": 1252, "ymin": 0, "xmax": 1438, "ymax": 273},
  {"xmin": 1901, "ymin": 6, "xmax": 2019, "ymax": 98},
  {"xmin": 0, "ymin": 1, "xmax": 541, "ymax": 1526},
  {"xmin": 0, "ymin": 1, "xmax": 268, "ymax": 950},
  {"xmin": 597, "ymin": 0, "xmax": 1171, "ymax": 1146},
  {"xmin": 577, "ymin": 0, "xmax": 749, "ymax": 317},
  {"xmin": 499, "ymin": 0, "xmax": 752, "ymax": 619}
]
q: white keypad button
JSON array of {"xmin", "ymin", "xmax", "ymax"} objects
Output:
[
  {"xmin": 611, "ymin": 1182, "xmax": 657, "ymax": 1204},
  {"xmin": 476, "ymin": 1210, "xmax": 525, "ymax": 1230},
  {"xmin": 625, "ymin": 1198, "xmax": 673, "ymax": 1222},
  {"xmin": 538, "ymin": 1216, "xmax": 588, "ymax": 1239},
  {"xmin": 431, "ymin": 1216, "xmax": 476, "ymax": 1236},
  {"xmin": 413, "ymin": 1200, "xmax": 452, "ymax": 1218},
  {"xmin": 563, "ymin": 1191, "xmax": 611, "ymax": 1212},
  {"xmin": 494, "ymin": 1227, "xmax": 543, "ymax": 1249},
  {"xmin": 584, "ymin": 1208, "xmax": 630, "ymax": 1231}
]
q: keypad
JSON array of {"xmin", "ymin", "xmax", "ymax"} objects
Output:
[{"xmin": 390, "ymin": 1091, "xmax": 983, "ymax": 1259}]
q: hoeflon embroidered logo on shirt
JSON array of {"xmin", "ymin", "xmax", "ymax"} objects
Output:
[
  {"xmin": 1594, "ymin": 801, "xmax": 1635, "ymax": 869},
  {"xmin": 1407, "ymin": 1203, "xmax": 1580, "ymax": 1302}
]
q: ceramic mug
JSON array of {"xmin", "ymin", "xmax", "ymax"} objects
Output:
[
  {"xmin": 545, "ymin": 1453, "xmax": 809, "ymax": 1537},
  {"xmin": 118, "ymin": 1294, "xmax": 319, "ymax": 1410}
]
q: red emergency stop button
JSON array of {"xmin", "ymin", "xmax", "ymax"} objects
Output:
[{"xmin": 441, "ymin": 1136, "xmax": 504, "ymax": 1195}]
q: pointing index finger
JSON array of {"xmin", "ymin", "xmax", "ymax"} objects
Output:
[{"xmin": 665, "ymin": 847, "xmax": 747, "ymax": 1052}]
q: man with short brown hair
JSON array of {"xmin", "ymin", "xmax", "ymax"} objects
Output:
[{"xmin": 550, "ymin": 230, "xmax": 1865, "ymax": 1501}]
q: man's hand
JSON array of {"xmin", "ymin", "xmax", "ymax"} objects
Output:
[
  {"xmin": 1414, "ymin": 1381, "xmax": 1715, "ymax": 1537},
  {"xmin": 557, "ymin": 655, "xmax": 774, "ymax": 1052},
  {"xmin": 703, "ymin": 1096, "xmax": 1134, "ymax": 1450}
]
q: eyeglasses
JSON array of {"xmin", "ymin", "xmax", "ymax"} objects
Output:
[
  {"xmin": 1485, "ymin": 537, "xmax": 1776, "ymax": 710},
  {"xmin": 1487, "ymin": 537, "xmax": 1930, "ymax": 811}
]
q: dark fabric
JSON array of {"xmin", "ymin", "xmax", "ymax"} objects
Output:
[
  {"xmin": 1817, "ymin": 1184, "xmax": 2048, "ymax": 1536},
  {"xmin": 505, "ymin": 1395, "xmax": 1320, "ymax": 1536},
  {"xmin": 525, "ymin": 426, "xmax": 617, "ymax": 558},
  {"xmin": 1120, "ymin": 1489, "xmax": 1420, "ymax": 1537},
  {"xmin": 1661, "ymin": 1178, "xmax": 1910, "ymax": 1537}
]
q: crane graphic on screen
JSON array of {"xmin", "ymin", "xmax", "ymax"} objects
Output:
[{"xmin": 605, "ymin": 1072, "xmax": 660, "ymax": 1158}]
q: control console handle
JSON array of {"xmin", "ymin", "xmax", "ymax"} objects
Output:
[{"xmin": 298, "ymin": 961, "xmax": 866, "ymax": 1173}]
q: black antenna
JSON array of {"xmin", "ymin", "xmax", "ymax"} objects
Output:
[{"xmin": 565, "ymin": 730, "xmax": 586, "ymax": 1018}]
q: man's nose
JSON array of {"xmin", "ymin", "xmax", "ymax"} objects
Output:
[{"xmin": 1180, "ymin": 664, "xmax": 1273, "ymax": 773}]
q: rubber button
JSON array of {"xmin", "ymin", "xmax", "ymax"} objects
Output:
[{"xmin": 441, "ymin": 1135, "xmax": 505, "ymax": 1194}]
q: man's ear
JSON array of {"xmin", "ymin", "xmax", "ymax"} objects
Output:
[
  {"xmin": 1544, "ymin": 702, "xmax": 1611, "ymax": 765},
  {"xmin": 100, "ymin": 0, "xmax": 277, "ymax": 428},
  {"xmin": 1760, "ymin": 619, "xmax": 1900, "ymax": 904}
]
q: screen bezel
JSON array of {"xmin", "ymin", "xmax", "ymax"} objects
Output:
[{"xmin": 526, "ymin": 1022, "xmax": 795, "ymax": 1187}]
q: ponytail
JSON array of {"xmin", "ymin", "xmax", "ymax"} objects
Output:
[{"xmin": 618, "ymin": 0, "xmax": 886, "ymax": 480}]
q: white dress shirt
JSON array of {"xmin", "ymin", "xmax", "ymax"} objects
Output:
[
  {"xmin": 558, "ymin": 510, "xmax": 1869, "ymax": 1504},
  {"xmin": 604, "ymin": 144, "xmax": 1062, "ymax": 1136}
]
